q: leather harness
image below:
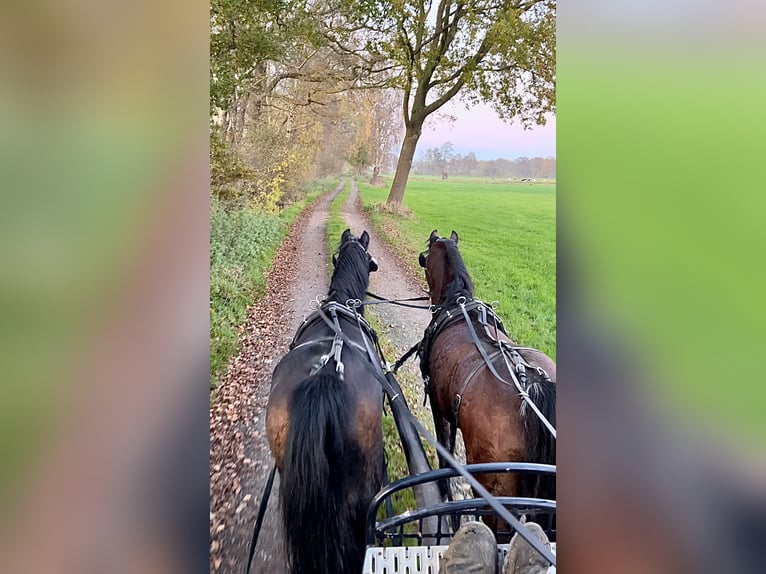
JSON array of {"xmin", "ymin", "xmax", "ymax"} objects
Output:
[
  {"xmin": 417, "ymin": 297, "xmax": 553, "ymax": 454},
  {"xmin": 290, "ymin": 300, "xmax": 385, "ymax": 379}
]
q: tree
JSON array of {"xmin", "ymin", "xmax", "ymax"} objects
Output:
[
  {"xmin": 364, "ymin": 90, "xmax": 402, "ymax": 185},
  {"xmin": 322, "ymin": 0, "xmax": 555, "ymax": 205},
  {"xmin": 439, "ymin": 141, "xmax": 455, "ymax": 179}
]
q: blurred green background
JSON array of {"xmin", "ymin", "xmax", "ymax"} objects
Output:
[{"xmin": 559, "ymin": 19, "xmax": 766, "ymax": 444}]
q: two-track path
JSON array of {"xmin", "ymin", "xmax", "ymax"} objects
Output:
[{"xmin": 210, "ymin": 179, "xmax": 434, "ymax": 573}]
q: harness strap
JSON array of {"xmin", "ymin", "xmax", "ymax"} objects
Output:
[
  {"xmin": 449, "ymin": 394, "xmax": 461, "ymax": 456},
  {"xmin": 381, "ymin": 453, "xmax": 395, "ymax": 519},
  {"xmin": 392, "ymin": 341, "xmax": 420, "ymax": 373},
  {"xmin": 350, "ymin": 306, "xmax": 385, "ymax": 375},
  {"xmin": 418, "ymin": 300, "xmax": 504, "ymax": 381},
  {"xmin": 330, "ymin": 307, "xmax": 345, "ymax": 378},
  {"xmin": 245, "ymin": 463, "xmax": 277, "ymax": 574},
  {"xmin": 291, "ymin": 337, "xmax": 368, "ymax": 356},
  {"xmin": 458, "ymin": 302, "xmax": 556, "ymax": 439},
  {"xmin": 448, "ymin": 350, "xmax": 504, "ymax": 455},
  {"xmin": 363, "ymin": 291, "xmax": 432, "ymax": 309}
]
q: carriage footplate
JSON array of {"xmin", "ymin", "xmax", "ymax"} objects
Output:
[{"xmin": 363, "ymin": 543, "xmax": 556, "ymax": 573}]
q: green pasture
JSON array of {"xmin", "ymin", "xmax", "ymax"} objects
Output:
[{"xmin": 358, "ymin": 177, "xmax": 556, "ymax": 358}]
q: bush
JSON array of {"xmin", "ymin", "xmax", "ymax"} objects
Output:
[{"xmin": 210, "ymin": 197, "xmax": 284, "ymax": 388}]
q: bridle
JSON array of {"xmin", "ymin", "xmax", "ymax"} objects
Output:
[{"xmin": 332, "ymin": 236, "xmax": 378, "ymax": 272}]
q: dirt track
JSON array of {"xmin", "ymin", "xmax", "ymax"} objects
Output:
[{"xmin": 209, "ymin": 179, "xmax": 437, "ymax": 573}]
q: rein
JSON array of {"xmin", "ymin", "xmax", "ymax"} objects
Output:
[
  {"xmin": 245, "ymin": 464, "xmax": 276, "ymax": 574},
  {"xmin": 362, "ymin": 291, "xmax": 432, "ymax": 309}
]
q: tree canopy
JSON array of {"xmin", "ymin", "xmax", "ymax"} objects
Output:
[
  {"xmin": 318, "ymin": 0, "xmax": 556, "ymax": 203},
  {"xmin": 209, "ymin": 1, "xmax": 555, "ymax": 208}
]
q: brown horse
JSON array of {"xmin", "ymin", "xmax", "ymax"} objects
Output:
[
  {"xmin": 418, "ymin": 229, "xmax": 556, "ymax": 534},
  {"xmin": 265, "ymin": 229, "xmax": 384, "ymax": 574}
]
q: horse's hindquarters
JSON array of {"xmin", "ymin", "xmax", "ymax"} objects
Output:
[{"xmin": 274, "ymin": 371, "xmax": 383, "ymax": 574}]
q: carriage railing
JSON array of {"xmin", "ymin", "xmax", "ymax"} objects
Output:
[{"xmin": 366, "ymin": 462, "xmax": 556, "ymax": 547}]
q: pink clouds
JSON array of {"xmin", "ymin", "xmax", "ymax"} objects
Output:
[{"xmin": 416, "ymin": 100, "xmax": 556, "ymax": 160}]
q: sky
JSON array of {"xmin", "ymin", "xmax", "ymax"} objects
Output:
[{"xmin": 415, "ymin": 99, "xmax": 556, "ymax": 161}]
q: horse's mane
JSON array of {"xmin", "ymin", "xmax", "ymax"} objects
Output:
[
  {"xmin": 328, "ymin": 239, "xmax": 370, "ymax": 306},
  {"xmin": 440, "ymin": 239, "xmax": 474, "ymax": 302}
]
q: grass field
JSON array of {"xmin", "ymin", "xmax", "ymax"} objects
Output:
[{"xmin": 357, "ymin": 176, "xmax": 556, "ymax": 358}]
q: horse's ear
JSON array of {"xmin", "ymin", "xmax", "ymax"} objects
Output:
[
  {"xmin": 360, "ymin": 230, "xmax": 370, "ymax": 250},
  {"xmin": 341, "ymin": 228, "xmax": 352, "ymax": 243},
  {"xmin": 429, "ymin": 229, "xmax": 439, "ymax": 244},
  {"xmin": 369, "ymin": 256, "xmax": 378, "ymax": 272},
  {"xmin": 450, "ymin": 230, "xmax": 459, "ymax": 244},
  {"xmin": 418, "ymin": 252, "xmax": 427, "ymax": 268}
]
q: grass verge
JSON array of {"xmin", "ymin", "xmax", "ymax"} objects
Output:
[
  {"xmin": 324, "ymin": 179, "xmax": 350, "ymax": 272},
  {"xmin": 210, "ymin": 178, "xmax": 335, "ymax": 391}
]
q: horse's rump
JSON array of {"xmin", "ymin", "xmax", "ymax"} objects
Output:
[{"xmin": 280, "ymin": 372, "xmax": 371, "ymax": 574}]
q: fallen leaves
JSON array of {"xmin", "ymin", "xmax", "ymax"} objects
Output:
[{"xmin": 209, "ymin": 197, "xmax": 320, "ymax": 572}]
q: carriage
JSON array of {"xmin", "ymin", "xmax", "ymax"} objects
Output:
[{"xmin": 248, "ymin": 229, "xmax": 556, "ymax": 574}]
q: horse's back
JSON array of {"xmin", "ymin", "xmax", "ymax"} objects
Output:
[
  {"xmin": 517, "ymin": 347, "xmax": 556, "ymax": 382},
  {"xmin": 427, "ymin": 323, "xmax": 556, "ymax": 493}
]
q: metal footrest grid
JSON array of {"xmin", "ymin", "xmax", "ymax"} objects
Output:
[{"xmin": 362, "ymin": 543, "xmax": 556, "ymax": 574}]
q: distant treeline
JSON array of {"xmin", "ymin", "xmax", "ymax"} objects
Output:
[{"xmin": 410, "ymin": 142, "xmax": 556, "ymax": 179}]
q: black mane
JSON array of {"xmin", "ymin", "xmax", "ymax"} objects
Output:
[
  {"xmin": 328, "ymin": 239, "xmax": 371, "ymax": 311},
  {"xmin": 440, "ymin": 239, "xmax": 474, "ymax": 303}
]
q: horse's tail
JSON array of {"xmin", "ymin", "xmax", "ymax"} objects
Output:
[
  {"xmin": 280, "ymin": 373, "xmax": 363, "ymax": 574},
  {"xmin": 521, "ymin": 379, "xmax": 557, "ymax": 502}
]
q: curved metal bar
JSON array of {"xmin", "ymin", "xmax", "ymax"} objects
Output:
[
  {"xmin": 370, "ymin": 462, "xmax": 556, "ymax": 510},
  {"xmin": 373, "ymin": 496, "xmax": 556, "ymax": 544},
  {"xmin": 366, "ymin": 463, "xmax": 556, "ymax": 544}
]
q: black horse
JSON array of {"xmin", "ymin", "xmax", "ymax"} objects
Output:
[{"xmin": 265, "ymin": 229, "xmax": 384, "ymax": 574}]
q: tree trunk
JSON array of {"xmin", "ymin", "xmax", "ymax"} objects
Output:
[
  {"xmin": 224, "ymin": 103, "xmax": 236, "ymax": 145},
  {"xmin": 234, "ymin": 93, "xmax": 248, "ymax": 145},
  {"xmin": 368, "ymin": 165, "xmax": 381, "ymax": 185},
  {"xmin": 386, "ymin": 124, "xmax": 422, "ymax": 205}
]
